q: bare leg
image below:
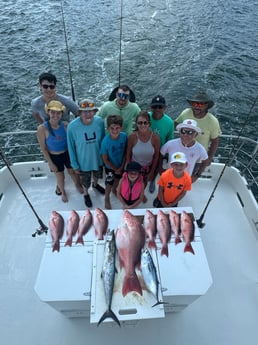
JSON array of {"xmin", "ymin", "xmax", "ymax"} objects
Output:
[
  {"xmin": 56, "ymin": 171, "xmax": 68, "ymax": 202},
  {"xmin": 68, "ymin": 169, "xmax": 83, "ymax": 193},
  {"xmin": 105, "ymin": 184, "xmax": 112, "ymax": 209}
]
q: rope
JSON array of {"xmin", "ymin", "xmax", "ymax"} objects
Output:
[
  {"xmin": 60, "ymin": 1, "xmax": 76, "ymax": 101},
  {"xmin": 197, "ymin": 93, "xmax": 258, "ymax": 228}
]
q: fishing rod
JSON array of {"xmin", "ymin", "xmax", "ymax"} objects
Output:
[
  {"xmin": 0, "ymin": 147, "xmax": 48, "ymax": 237},
  {"xmin": 196, "ymin": 94, "xmax": 258, "ymax": 228},
  {"xmin": 108, "ymin": 0, "xmax": 136, "ymax": 102},
  {"xmin": 60, "ymin": 0, "xmax": 76, "ymax": 101}
]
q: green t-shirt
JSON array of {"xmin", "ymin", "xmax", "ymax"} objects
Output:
[
  {"xmin": 149, "ymin": 112, "xmax": 175, "ymax": 147},
  {"xmin": 97, "ymin": 99, "xmax": 141, "ymax": 134}
]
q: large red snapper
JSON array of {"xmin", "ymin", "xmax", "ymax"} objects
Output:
[
  {"xmin": 156, "ymin": 210, "xmax": 171, "ymax": 257},
  {"xmin": 181, "ymin": 211, "xmax": 195, "ymax": 255},
  {"xmin": 65, "ymin": 210, "xmax": 80, "ymax": 246},
  {"xmin": 49, "ymin": 211, "xmax": 64, "ymax": 252},
  {"xmin": 143, "ymin": 209, "xmax": 157, "ymax": 249},
  {"xmin": 169, "ymin": 210, "xmax": 182, "ymax": 245},
  {"xmin": 115, "ymin": 210, "xmax": 145, "ymax": 297},
  {"xmin": 75, "ymin": 209, "xmax": 92, "ymax": 245},
  {"xmin": 93, "ymin": 208, "xmax": 108, "ymax": 240}
]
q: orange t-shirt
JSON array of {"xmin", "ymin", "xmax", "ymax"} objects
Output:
[{"xmin": 158, "ymin": 168, "xmax": 192, "ymax": 204}]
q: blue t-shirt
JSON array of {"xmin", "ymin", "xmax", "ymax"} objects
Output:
[{"xmin": 100, "ymin": 132, "xmax": 127, "ymax": 169}]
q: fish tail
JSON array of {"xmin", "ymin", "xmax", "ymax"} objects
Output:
[
  {"xmin": 175, "ymin": 237, "xmax": 182, "ymax": 245},
  {"xmin": 75, "ymin": 236, "xmax": 84, "ymax": 245},
  {"xmin": 184, "ymin": 243, "xmax": 195, "ymax": 255},
  {"xmin": 161, "ymin": 245, "xmax": 169, "ymax": 257},
  {"xmin": 97, "ymin": 309, "xmax": 121, "ymax": 327},
  {"xmin": 52, "ymin": 241, "xmax": 60, "ymax": 252},
  {"xmin": 148, "ymin": 239, "xmax": 157, "ymax": 250},
  {"xmin": 122, "ymin": 273, "xmax": 142, "ymax": 297},
  {"xmin": 64, "ymin": 237, "xmax": 72, "ymax": 247}
]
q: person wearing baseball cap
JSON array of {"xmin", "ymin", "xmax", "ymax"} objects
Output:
[
  {"xmin": 175, "ymin": 91, "xmax": 221, "ymax": 165},
  {"xmin": 153, "ymin": 151, "xmax": 192, "ymax": 208},
  {"xmin": 160, "ymin": 119, "xmax": 209, "ymax": 182},
  {"xmin": 148, "ymin": 95, "xmax": 175, "ymax": 194}
]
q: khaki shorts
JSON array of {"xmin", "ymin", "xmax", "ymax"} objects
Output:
[{"xmin": 80, "ymin": 167, "xmax": 103, "ymax": 188}]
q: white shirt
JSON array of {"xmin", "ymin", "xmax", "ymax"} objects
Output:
[{"xmin": 160, "ymin": 138, "xmax": 208, "ymax": 175}]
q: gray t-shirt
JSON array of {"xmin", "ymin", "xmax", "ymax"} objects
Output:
[{"xmin": 31, "ymin": 94, "xmax": 79, "ymax": 121}]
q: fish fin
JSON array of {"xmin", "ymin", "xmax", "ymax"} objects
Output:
[
  {"xmin": 64, "ymin": 237, "xmax": 72, "ymax": 246},
  {"xmin": 122, "ymin": 273, "xmax": 142, "ymax": 297},
  {"xmin": 97, "ymin": 309, "xmax": 120, "ymax": 327},
  {"xmin": 161, "ymin": 245, "xmax": 169, "ymax": 257},
  {"xmin": 75, "ymin": 237, "xmax": 84, "ymax": 245},
  {"xmin": 175, "ymin": 237, "xmax": 182, "ymax": 245},
  {"xmin": 148, "ymin": 239, "xmax": 157, "ymax": 250},
  {"xmin": 52, "ymin": 241, "xmax": 60, "ymax": 252},
  {"xmin": 184, "ymin": 243, "xmax": 195, "ymax": 255}
]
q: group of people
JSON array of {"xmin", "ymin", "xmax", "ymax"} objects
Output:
[{"xmin": 34, "ymin": 72, "xmax": 221, "ymax": 209}]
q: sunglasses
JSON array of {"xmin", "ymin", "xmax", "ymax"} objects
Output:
[
  {"xmin": 190, "ymin": 102, "xmax": 207, "ymax": 108},
  {"xmin": 180, "ymin": 129, "xmax": 195, "ymax": 135},
  {"xmin": 79, "ymin": 102, "xmax": 95, "ymax": 108},
  {"xmin": 117, "ymin": 92, "xmax": 129, "ymax": 100},
  {"xmin": 41, "ymin": 84, "xmax": 56, "ymax": 89},
  {"xmin": 151, "ymin": 105, "xmax": 164, "ymax": 109},
  {"xmin": 137, "ymin": 121, "xmax": 149, "ymax": 126}
]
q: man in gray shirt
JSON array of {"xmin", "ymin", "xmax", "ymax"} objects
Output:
[{"xmin": 31, "ymin": 72, "xmax": 79, "ymax": 124}]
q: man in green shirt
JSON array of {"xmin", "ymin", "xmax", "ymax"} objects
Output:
[
  {"xmin": 97, "ymin": 85, "xmax": 141, "ymax": 134},
  {"xmin": 148, "ymin": 95, "xmax": 175, "ymax": 193}
]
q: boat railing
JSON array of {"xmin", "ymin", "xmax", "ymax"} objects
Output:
[{"xmin": 0, "ymin": 130, "xmax": 257, "ymax": 200}]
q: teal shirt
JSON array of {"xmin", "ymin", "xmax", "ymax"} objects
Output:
[
  {"xmin": 97, "ymin": 99, "xmax": 141, "ymax": 134},
  {"xmin": 149, "ymin": 112, "xmax": 175, "ymax": 146},
  {"xmin": 67, "ymin": 116, "xmax": 105, "ymax": 171}
]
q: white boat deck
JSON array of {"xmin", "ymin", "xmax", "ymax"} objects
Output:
[{"xmin": 1, "ymin": 162, "xmax": 258, "ymax": 345}]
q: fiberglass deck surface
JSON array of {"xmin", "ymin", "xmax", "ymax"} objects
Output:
[{"xmin": 1, "ymin": 173, "xmax": 258, "ymax": 345}]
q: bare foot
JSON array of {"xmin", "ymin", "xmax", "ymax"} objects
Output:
[{"xmin": 62, "ymin": 192, "xmax": 68, "ymax": 202}]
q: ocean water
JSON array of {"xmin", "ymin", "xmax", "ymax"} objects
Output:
[{"xmin": 0, "ymin": 0, "xmax": 257, "ymax": 138}]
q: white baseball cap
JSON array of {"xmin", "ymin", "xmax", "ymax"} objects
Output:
[{"xmin": 170, "ymin": 152, "xmax": 187, "ymax": 164}]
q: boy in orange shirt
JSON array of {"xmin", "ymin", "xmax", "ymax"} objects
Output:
[{"xmin": 153, "ymin": 151, "xmax": 192, "ymax": 207}]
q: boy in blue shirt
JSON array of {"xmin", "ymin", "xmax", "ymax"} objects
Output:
[{"xmin": 100, "ymin": 115, "xmax": 127, "ymax": 209}]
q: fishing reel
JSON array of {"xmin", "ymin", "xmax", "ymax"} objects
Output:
[{"xmin": 32, "ymin": 224, "xmax": 48, "ymax": 237}]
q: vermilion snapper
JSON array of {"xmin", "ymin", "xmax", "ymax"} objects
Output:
[
  {"xmin": 65, "ymin": 210, "xmax": 80, "ymax": 247},
  {"xmin": 75, "ymin": 209, "xmax": 92, "ymax": 245},
  {"xmin": 181, "ymin": 211, "xmax": 195, "ymax": 255},
  {"xmin": 49, "ymin": 211, "xmax": 64, "ymax": 252}
]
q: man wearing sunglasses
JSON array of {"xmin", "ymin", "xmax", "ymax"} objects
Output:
[
  {"xmin": 160, "ymin": 119, "xmax": 208, "ymax": 183},
  {"xmin": 97, "ymin": 85, "xmax": 141, "ymax": 134},
  {"xmin": 148, "ymin": 95, "xmax": 175, "ymax": 193},
  {"xmin": 175, "ymin": 91, "xmax": 221, "ymax": 166},
  {"xmin": 32, "ymin": 72, "xmax": 79, "ymax": 124}
]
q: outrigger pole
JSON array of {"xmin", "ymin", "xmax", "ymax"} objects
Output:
[
  {"xmin": 60, "ymin": 0, "xmax": 76, "ymax": 101},
  {"xmin": 0, "ymin": 147, "xmax": 48, "ymax": 237},
  {"xmin": 197, "ymin": 94, "xmax": 258, "ymax": 228}
]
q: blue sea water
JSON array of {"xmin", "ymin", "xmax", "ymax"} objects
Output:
[{"xmin": 0, "ymin": 0, "xmax": 257, "ymax": 138}]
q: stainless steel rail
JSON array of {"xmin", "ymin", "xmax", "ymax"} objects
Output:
[{"xmin": 0, "ymin": 131, "xmax": 257, "ymax": 200}]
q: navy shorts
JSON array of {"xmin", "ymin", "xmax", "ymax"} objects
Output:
[{"xmin": 49, "ymin": 150, "xmax": 72, "ymax": 172}]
